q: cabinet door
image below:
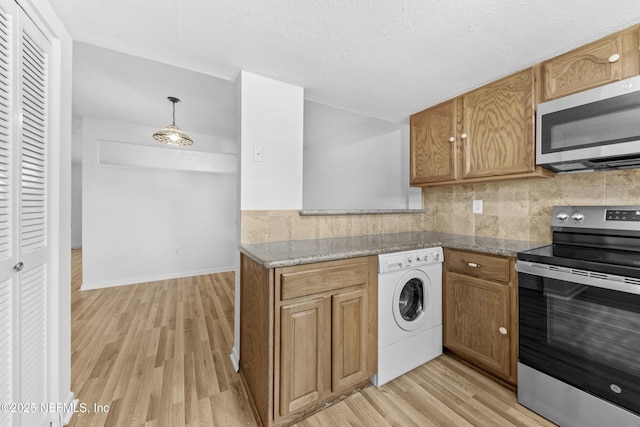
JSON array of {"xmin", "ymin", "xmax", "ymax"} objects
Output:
[
  {"xmin": 331, "ymin": 288, "xmax": 370, "ymax": 392},
  {"xmin": 410, "ymin": 99, "xmax": 457, "ymax": 184},
  {"xmin": 444, "ymin": 272, "xmax": 511, "ymax": 380},
  {"xmin": 461, "ymin": 69, "xmax": 535, "ymax": 179},
  {"xmin": 542, "ymin": 26, "xmax": 640, "ymax": 101},
  {"xmin": 279, "ymin": 296, "xmax": 331, "ymax": 417}
]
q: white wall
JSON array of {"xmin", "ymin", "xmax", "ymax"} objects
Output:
[
  {"xmin": 81, "ymin": 117, "xmax": 237, "ymax": 289},
  {"xmin": 239, "ymin": 71, "xmax": 304, "ymax": 210},
  {"xmin": 231, "ymin": 71, "xmax": 304, "ymax": 371},
  {"xmin": 71, "ymin": 162, "xmax": 82, "ymax": 248},
  {"xmin": 303, "ymin": 121, "xmax": 420, "ymax": 209}
]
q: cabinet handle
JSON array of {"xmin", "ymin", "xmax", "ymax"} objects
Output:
[
  {"xmin": 608, "ymin": 53, "xmax": 620, "ymax": 63},
  {"xmin": 461, "ymin": 133, "xmax": 468, "ymax": 139},
  {"xmin": 499, "ymin": 327, "xmax": 508, "ymax": 335},
  {"xmin": 449, "ymin": 136, "xmax": 455, "ymax": 143},
  {"xmin": 465, "ymin": 261, "xmax": 480, "ymax": 268},
  {"xmin": 13, "ymin": 261, "xmax": 23, "ymax": 272}
]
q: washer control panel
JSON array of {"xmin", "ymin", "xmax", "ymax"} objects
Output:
[{"xmin": 378, "ymin": 247, "xmax": 444, "ymax": 274}]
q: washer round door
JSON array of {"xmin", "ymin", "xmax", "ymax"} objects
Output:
[{"xmin": 392, "ymin": 269, "xmax": 431, "ymax": 331}]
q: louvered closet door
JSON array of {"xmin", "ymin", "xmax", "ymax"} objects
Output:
[
  {"xmin": 17, "ymin": 10, "xmax": 50, "ymax": 427},
  {"xmin": 0, "ymin": 1, "xmax": 16, "ymax": 426},
  {"xmin": 0, "ymin": 0, "xmax": 51, "ymax": 426}
]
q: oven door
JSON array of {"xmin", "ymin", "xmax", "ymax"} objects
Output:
[{"xmin": 518, "ymin": 268, "xmax": 640, "ymax": 416}]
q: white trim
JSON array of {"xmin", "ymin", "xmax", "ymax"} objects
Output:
[
  {"xmin": 230, "ymin": 346, "xmax": 240, "ymax": 372},
  {"xmin": 80, "ymin": 266, "xmax": 236, "ymax": 290},
  {"xmin": 59, "ymin": 392, "xmax": 76, "ymax": 426}
]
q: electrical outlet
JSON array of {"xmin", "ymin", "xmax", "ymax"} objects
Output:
[{"xmin": 472, "ymin": 200, "xmax": 483, "ymax": 214}]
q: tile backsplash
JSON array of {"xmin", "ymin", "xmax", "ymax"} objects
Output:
[
  {"xmin": 241, "ymin": 168, "xmax": 640, "ymax": 244},
  {"xmin": 241, "ymin": 210, "xmax": 427, "ymax": 244},
  {"xmin": 424, "ymin": 168, "xmax": 640, "ymax": 244}
]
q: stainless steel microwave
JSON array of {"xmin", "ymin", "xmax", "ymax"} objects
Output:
[{"xmin": 536, "ymin": 75, "xmax": 640, "ymax": 173}]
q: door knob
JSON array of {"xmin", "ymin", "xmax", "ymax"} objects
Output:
[{"xmin": 13, "ymin": 262, "xmax": 23, "ymax": 271}]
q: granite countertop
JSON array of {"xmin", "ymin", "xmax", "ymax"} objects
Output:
[{"xmin": 239, "ymin": 231, "xmax": 548, "ymax": 268}]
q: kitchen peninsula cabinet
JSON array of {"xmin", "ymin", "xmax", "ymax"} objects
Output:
[
  {"xmin": 410, "ymin": 68, "xmax": 554, "ymax": 186},
  {"xmin": 240, "ymin": 254, "xmax": 377, "ymax": 427},
  {"xmin": 541, "ymin": 25, "xmax": 640, "ymax": 101},
  {"xmin": 443, "ymin": 248, "xmax": 517, "ymax": 384}
]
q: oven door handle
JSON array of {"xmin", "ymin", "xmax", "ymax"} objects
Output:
[{"xmin": 516, "ymin": 260, "xmax": 640, "ymax": 296}]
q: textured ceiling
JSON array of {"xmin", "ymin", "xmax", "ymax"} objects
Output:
[{"xmin": 52, "ymin": 0, "xmax": 640, "ymax": 123}]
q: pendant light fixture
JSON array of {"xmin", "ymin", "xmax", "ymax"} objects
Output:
[{"xmin": 153, "ymin": 96, "xmax": 194, "ymax": 146}]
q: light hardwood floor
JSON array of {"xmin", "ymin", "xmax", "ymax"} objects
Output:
[{"xmin": 69, "ymin": 249, "xmax": 556, "ymax": 426}]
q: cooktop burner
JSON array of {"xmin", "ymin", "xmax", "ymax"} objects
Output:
[{"xmin": 518, "ymin": 205, "xmax": 640, "ymax": 279}]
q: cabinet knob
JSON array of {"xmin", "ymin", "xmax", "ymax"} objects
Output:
[
  {"xmin": 449, "ymin": 136, "xmax": 455, "ymax": 143},
  {"xmin": 13, "ymin": 261, "xmax": 23, "ymax": 272},
  {"xmin": 608, "ymin": 53, "xmax": 620, "ymax": 63},
  {"xmin": 461, "ymin": 133, "xmax": 468, "ymax": 139},
  {"xmin": 499, "ymin": 327, "xmax": 508, "ymax": 335}
]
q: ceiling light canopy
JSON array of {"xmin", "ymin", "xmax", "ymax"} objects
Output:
[{"xmin": 153, "ymin": 96, "xmax": 194, "ymax": 146}]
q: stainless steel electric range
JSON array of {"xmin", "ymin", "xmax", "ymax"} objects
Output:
[{"xmin": 516, "ymin": 206, "xmax": 640, "ymax": 427}]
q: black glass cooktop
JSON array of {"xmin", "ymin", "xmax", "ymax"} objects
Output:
[{"xmin": 518, "ymin": 244, "xmax": 640, "ymax": 278}]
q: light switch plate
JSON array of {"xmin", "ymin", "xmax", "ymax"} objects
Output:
[
  {"xmin": 253, "ymin": 146, "xmax": 263, "ymax": 162},
  {"xmin": 472, "ymin": 199, "xmax": 483, "ymax": 214}
]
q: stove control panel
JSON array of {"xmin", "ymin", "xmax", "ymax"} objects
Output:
[
  {"xmin": 606, "ymin": 209, "xmax": 640, "ymax": 221},
  {"xmin": 552, "ymin": 206, "xmax": 640, "ymax": 231}
]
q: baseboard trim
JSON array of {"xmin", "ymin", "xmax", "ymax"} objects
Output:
[
  {"xmin": 80, "ymin": 266, "xmax": 235, "ymax": 290},
  {"xmin": 60, "ymin": 392, "xmax": 76, "ymax": 426},
  {"xmin": 230, "ymin": 346, "xmax": 239, "ymax": 372}
]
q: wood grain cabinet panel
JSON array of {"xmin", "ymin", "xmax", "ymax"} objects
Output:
[
  {"xmin": 462, "ymin": 69, "xmax": 535, "ymax": 179},
  {"xmin": 445, "ymin": 249, "xmax": 511, "ymax": 282},
  {"xmin": 542, "ymin": 25, "xmax": 640, "ymax": 101},
  {"xmin": 331, "ymin": 288, "xmax": 369, "ymax": 392},
  {"xmin": 443, "ymin": 249, "xmax": 517, "ymax": 385},
  {"xmin": 410, "ymin": 99, "xmax": 458, "ymax": 184},
  {"xmin": 444, "ymin": 272, "xmax": 510, "ymax": 379},
  {"xmin": 409, "ymin": 67, "xmax": 552, "ymax": 187},
  {"xmin": 279, "ymin": 297, "xmax": 331, "ymax": 416},
  {"xmin": 240, "ymin": 254, "xmax": 377, "ymax": 427}
]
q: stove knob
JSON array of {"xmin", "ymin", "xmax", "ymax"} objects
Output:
[
  {"xmin": 556, "ymin": 211, "xmax": 569, "ymax": 222},
  {"xmin": 571, "ymin": 210, "xmax": 585, "ymax": 222}
]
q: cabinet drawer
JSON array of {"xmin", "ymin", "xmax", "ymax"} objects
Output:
[
  {"xmin": 278, "ymin": 258, "xmax": 370, "ymax": 300},
  {"xmin": 445, "ymin": 249, "xmax": 510, "ymax": 283}
]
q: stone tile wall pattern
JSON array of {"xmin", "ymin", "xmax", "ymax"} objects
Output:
[
  {"xmin": 241, "ymin": 210, "xmax": 433, "ymax": 244},
  {"xmin": 423, "ymin": 169, "xmax": 640, "ymax": 244},
  {"xmin": 240, "ymin": 169, "xmax": 640, "ymax": 244}
]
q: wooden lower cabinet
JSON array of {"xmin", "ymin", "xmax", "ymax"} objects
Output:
[
  {"xmin": 331, "ymin": 288, "xmax": 369, "ymax": 392},
  {"xmin": 279, "ymin": 296, "xmax": 331, "ymax": 417},
  {"xmin": 240, "ymin": 254, "xmax": 377, "ymax": 427},
  {"xmin": 443, "ymin": 248, "xmax": 517, "ymax": 384}
]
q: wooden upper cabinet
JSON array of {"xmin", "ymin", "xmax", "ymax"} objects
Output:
[
  {"xmin": 410, "ymin": 99, "xmax": 457, "ymax": 184},
  {"xmin": 462, "ymin": 69, "xmax": 536, "ymax": 179},
  {"xmin": 409, "ymin": 67, "xmax": 553, "ymax": 187},
  {"xmin": 542, "ymin": 25, "xmax": 640, "ymax": 101}
]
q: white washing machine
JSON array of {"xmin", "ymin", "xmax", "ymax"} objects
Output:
[{"xmin": 372, "ymin": 247, "xmax": 443, "ymax": 387}]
